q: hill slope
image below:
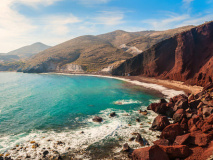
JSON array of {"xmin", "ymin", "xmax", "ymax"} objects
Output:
[
  {"xmin": 112, "ymin": 21, "xmax": 213, "ymax": 86},
  {"xmin": 8, "ymin": 42, "xmax": 51, "ymax": 58},
  {"xmin": 22, "ymin": 25, "xmax": 194, "ymax": 73}
]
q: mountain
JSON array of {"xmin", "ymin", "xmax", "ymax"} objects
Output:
[
  {"xmin": 22, "ymin": 25, "xmax": 194, "ymax": 73},
  {"xmin": 0, "ymin": 54, "xmax": 19, "ymax": 62},
  {"xmin": 8, "ymin": 42, "xmax": 51, "ymax": 58},
  {"xmin": 112, "ymin": 21, "xmax": 213, "ymax": 87}
]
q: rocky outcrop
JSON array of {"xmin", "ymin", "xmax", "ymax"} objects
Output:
[
  {"xmin": 130, "ymin": 83, "xmax": 213, "ymax": 160},
  {"xmin": 112, "ymin": 21, "xmax": 213, "ymax": 87}
]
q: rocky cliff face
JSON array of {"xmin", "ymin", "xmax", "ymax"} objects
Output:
[{"xmin": 112, "ymin": 21, "xmax": 213, "ymax": 86}]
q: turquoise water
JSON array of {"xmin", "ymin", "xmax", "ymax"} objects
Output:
[{"xmin": 0, "ymin": 72, "xmax": 161, "ymax": 157}]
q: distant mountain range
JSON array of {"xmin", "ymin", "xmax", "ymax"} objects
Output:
[
  {"xmin": 8, "ymin": 42, "xmax": 51, "ymax": 58},
  {"xmin": 22, "ymin": 25, "xmax": 194, "ymax": 73}
]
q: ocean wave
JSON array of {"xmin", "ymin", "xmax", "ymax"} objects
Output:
[
  {"xmin": 113, "ymin": 99, "xmax": 142, "ymax": 105},
  {"xmin": 1, "ymin": 108, "xmax": 160, "ymax": 159}
]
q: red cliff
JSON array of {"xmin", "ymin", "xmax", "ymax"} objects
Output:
[{"xmin": 112, "ymin": 21, "xmax": 213, "ymax": 86}]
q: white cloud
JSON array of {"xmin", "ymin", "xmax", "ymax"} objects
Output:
[
  {"xmin": 142, "ymin": 14, "xmax": 190, "ymax": 30},
  {"xmin": 182, "ymin": 0, "xmax": 194, "ymax": 4},
  {"xmin": 92, "ymin": 11, "xmax": 124, "ymax": 25}
]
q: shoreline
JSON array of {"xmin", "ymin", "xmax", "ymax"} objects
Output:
[{"xmin": 42, "ymin": 72, "xmax": 202, "ymax": 98}]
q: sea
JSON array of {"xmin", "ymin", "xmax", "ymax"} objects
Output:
[{"xmin": 0, "ymin": 72, "xmax": 184, "ymax": 159}]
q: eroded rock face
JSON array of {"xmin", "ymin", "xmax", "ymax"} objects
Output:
[{"xmin": 112, "ymin": 21, "xmax": 213, "ymax": 87}]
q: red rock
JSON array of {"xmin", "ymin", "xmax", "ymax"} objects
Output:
[
  {"xmin": 160, "ymin": 123, "xmax": 184, "ymax": 143},
  {"xmin": 174, "ymin": 133, "xmax": 190, "ymax": 145},
  {"xmin": 173, "ymin": 99, "xmax": 189, "ymax": 111},
  {"xmin": 180, "ymin": 118, "xmax": 188, "ymax": 131},
  {"xmin": 150, "ymin": 115, "xmax": 170, "ymax": 131},
  {"xmin": 188, "ymin": 116, "xmax": 201, "ymax": 130},
  {"xmin": 190, "ymin": 131, "xmax": 212, "ymax": 146},
  {"xmin": 203, "ymin": 106, "xmax": 213, "ymax": 118},
  {"xmin": 202, "ymin": 82, "xmax": 213, "ymax": 91},
  {"xmin": 201, "ymin": 145, "xmax": 213, "ymax": 160},
  {"xmin": 123, "ymin": 143, "xmax": 130, "ymax": 152},
  {"xmin": 185, "ymin": 146, "xmax": 205, "ymax": 160},
  {"xmin": 173, "ymin": 109, "xmax": 186, "ymax": 123},
  {"xmin": 132, "ymin": 145, "xmax": 169, "ymax": 160},
  {"xmin": 173, "ymin": 94, "xmax": 188, "ymax": 103},
  {"xmin": 159, "ymin": 145, "xmax": 191, "ymax": 159},
  {"xmin": 153, "ymin": 139, "xmax": 170, "ymax": 146}
]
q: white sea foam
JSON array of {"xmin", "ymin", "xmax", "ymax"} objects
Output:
[
  {"xmin": 2, "ymin": 107, "xmax": 160, "ymax": 159},
  {"xmin": 113, "ymin": 99, "xmax": 142, "ymax": 105}
]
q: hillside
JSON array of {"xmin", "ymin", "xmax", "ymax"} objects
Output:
[
  {"xmin": 22, "ymin": 25, "xmax": 194, "ymax": 73},
  {"xmin": 112, "ymin": 21, "xmax": 213, "ymax": 86},
  {"xmin": 8, "ymin": 42, "xmax": 51, "ymax": 58}
]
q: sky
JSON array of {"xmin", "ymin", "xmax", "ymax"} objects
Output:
[{"xmin": 0, "ymin": 0, "xmax": 213, "ymax": 52}]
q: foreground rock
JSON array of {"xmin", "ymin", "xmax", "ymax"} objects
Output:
[
  {"xmin": 150, "ymin": 115, "xmax": 170, "ymax": 131},
  {"xmin": 130, "ymin": 83, "xmax": 213, "ymax": 160},
  {"xmin": 132, "ymin": 145, "xmax": 169, "ymax": 160},
  {"xmin": 92, "ymin": 116, "xmax": 103, "ymax": 122}
]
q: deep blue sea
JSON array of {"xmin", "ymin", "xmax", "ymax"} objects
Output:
[{"xmin": 0, "ymin": 72, "xmax": 164, "ymax": 159}]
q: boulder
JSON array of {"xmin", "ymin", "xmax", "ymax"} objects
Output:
[
  {"xmin": 173, "ymin": 98, "xmax": 189, "ymax": 111},
  {"xmin": 159, "ymin": 99, "xmax": 167, "ymax": 103},
  {"xmin": 173, "ymin": 94, "xmax": 188, "ymax": 103},
  {"xmin": 160, "ymin": 123, "xmax": 184, "ymax": 143},
  {"xmin": 147, "ymin": 103, "xmax": 160, "ymax": 111},
  {"xmin": 174, "ymin": 133, "xmax": 190, "ymax": 145},
  {"xmin": 153, "ymin": 139, "xmax": 170, "ymax": 146},
  {"xmin": 123, "ymin": 143, "xmax": 130, "ymax": 152},
  {"xmin": 132, "ymin": 145, "xmax": 169, "ymax": 160},
  {"xmin": 150, "ymin": 115, "xmax": 170, "ymax": 131},
  {"xmin": 138, "ymin": 110, "xmax": 148, "ymax": 115},
  {"xmin": 173, "ymin": 109, "xmax": 186, "ymax": 123},
  {"xmin": 135, "ymin": 134, "xmax": 144, "ymax": 146},
  {"xmin": 190, "ymin": 131, "xmax": 213, "ymax": 146},
  {"xmin": 92, "ymin": 116, "xmax": 103, "ymax": 122},
  {"xmin": 159, "ymin": 145, "xmax": 191, "ymax": 159},
  {"xmin": 109, "ymin": 112, "xmax": 116, "ymax": 117}
]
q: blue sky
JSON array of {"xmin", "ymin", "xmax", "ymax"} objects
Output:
[{"xmin": 1, "ymin": 0, "xmax": 213, "ymax": 52}]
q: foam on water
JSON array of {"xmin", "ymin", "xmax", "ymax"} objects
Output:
[
  {"xmin": 2, "ymin": 107, "xmax": 160, "ymax": 159},
  {"xmin": 113, "ymin": 99, "xmax": 142, "ymax": 105}
]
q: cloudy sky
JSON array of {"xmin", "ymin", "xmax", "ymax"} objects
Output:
[{"xmin": 1, "ymin": 0, "xmax": 213, "ymax": 52}]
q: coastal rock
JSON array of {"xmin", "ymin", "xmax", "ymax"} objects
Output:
[
  {"xmin": 92, "ymin": 116, "xmax": 103, "ymax": 122},
  {"xmin": 190, "ymin": 131, "xmax": 213, "ymax": 146},
  {"xmin": 188, "ymin": 94, "xmax": 195, "ymax": 102},
  {"xmin": 135, "ymin": 134, "xmax": 144, "ymax": 146},
  {"xmin": 173, "ymin": 109, "xmax": 186, "ymax": 123},
  {"xmin": 123, "ymin": 143, "xmax": 130, "ymax": 152},
  {"xmin": 160, "ymin": 123, "xmax": 184, "ymax": 143},
  {"xmin": 109, "ymin": 112, "xmax": 116, "ymax": 117},
  {"xmin": 150, "ymin": 115, "xmax": 170, "ymax": 131},
  {"xmin": 174, "ymin": 133, "xmax": 191, "ymax": 145},
  {"xmin": 153, "ymin": 139, "xmax": 170, "ymax": 146},
  {"xmin": 173, "ymin": 94, "xmax": 188, "ymax": 103},
  {"xmin": 159, "ymin": 99, "xmax": 167, "ymax": 103},
  {"xmin": 132, "ymin": 145, "xmax": 169, "ymax": 160},
  {"xmin": 173, "ymin": 99, "xmax": 188, "ymax": 111},
  {"xmin": 180, "ymin": 117, "xmax": 188, "ymax": 131},
  {"xmin": 188, "ymin": 115, "xmax": 201, "ymax": 130},
  {"xmin": 138, "ymin": 110, "xmax": 148, "ymax": 115},
  {"xmin": 159, "ymin": 145, "xmax": 190, "ymax": 159}
]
